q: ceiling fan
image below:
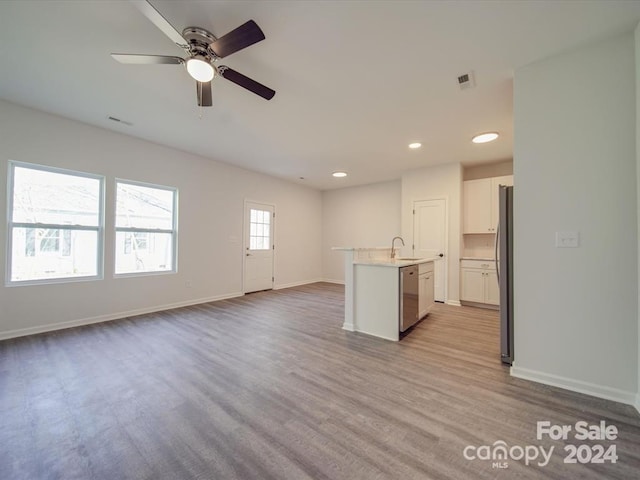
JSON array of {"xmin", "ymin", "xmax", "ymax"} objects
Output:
[{"xmin": 111, "ymin": 0, "xmax": 275, "ymax": 106}]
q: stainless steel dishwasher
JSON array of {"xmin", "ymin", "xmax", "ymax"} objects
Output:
[{"xmin": 399, "ymin": 264, "xmax": 419, "ymax": 332}]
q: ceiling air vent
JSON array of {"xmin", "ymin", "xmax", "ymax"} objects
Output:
[
  {"xmin": 107, "ymin": 116, "xmax": 133, "ymax": 126},
  {"xmin": 457, "ymin": 71, "xmax": 475, "ymax": 90}
]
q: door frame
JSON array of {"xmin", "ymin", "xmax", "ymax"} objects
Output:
[
  {"xmin": 243, "ymin": 199, "xmax": 276, "ymax": 294},
  {"xmin": 412, "ymin": 196, "xmax": 448, "ymax": 303}
]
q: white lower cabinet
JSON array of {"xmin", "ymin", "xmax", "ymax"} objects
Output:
[
  {"xmin": 418, "ymin": 262, "xmax": 435, "ymax": 318},
  {"xmin": 460, "ymin": 260, "xmax": 499, "ymax": 306},
  {"xmin": 485, "ymin": 270, "xmax": 499, "ymax": 305}
]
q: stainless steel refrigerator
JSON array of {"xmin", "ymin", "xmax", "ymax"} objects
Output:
[{"xmin": 496, "ymin": 185, "xmax": 514, "ymax": 365}]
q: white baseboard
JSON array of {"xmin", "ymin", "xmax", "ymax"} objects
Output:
[
  {"xmin": 446, "ymin": 300, "xmax": 462, "ymax": 307},
  {"xmin": 511, "ymin": 365, "xmax": 637, "ymax": 407},
  {"xmin": 635, "ymin": 393, "xmax": 640, "ymax": 415},
  {"xmin": 322, "ymin": 278, "xmax": 345, "ymax": 285},
  {"xmin": 342, "ymin": 322, "xmax": 355, "ymax": 332},
  {"xmin": 459, "ymin": 300, "xmax": 498, "ymax": 310},
  {"xmin": 273, "ymin": 278, "xmax": 324, "ymax": 290},
  {"xmin": 0, "ymin": 292, "xmax": 243, "ymax": 341}
]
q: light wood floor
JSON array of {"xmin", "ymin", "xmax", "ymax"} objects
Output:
[{"xmin": 1, "ymin": 282, "xmax": 639, "ymax": 479}]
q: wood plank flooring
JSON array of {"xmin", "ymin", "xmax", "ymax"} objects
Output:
[{"xmin": 1, "ymin": 282, "xmax": 639, "ymax": 480}]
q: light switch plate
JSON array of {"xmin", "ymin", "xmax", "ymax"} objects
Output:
[{"xmin": 555, "ymin": 231, "xmax": 579, "ymax": 248}]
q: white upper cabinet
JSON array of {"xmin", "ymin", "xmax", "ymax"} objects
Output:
[
  {"xmin": 463, "ymin": 175, "xmax": 513, "ymax": 234},
  {"xmin": 463, "ymin": 179, "xmax": 492, "ymax": 234}
]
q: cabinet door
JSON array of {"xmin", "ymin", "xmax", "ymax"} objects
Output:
[
  {"xmin": 485, "ymin": 270, "xmax": 500, "ymax": 305},
  {"xmin": 463, "ymin": 179, "xmax": 492, "ymax": 233},
  {"xmin": 418, "ymin": 274, "xmax": 427, "ymax": 319},
  {"xmin": 424, "ymin": 272, "xmax": 435, "ymax": 313},
  {"xmin": 418, "ymin": 272, "xmax": 435, "ymax": 319},
  {"xmin": 461, "ymin": 268, "xmax": 485, "ymax": 302}
]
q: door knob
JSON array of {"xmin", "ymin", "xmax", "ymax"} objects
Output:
[{"xmin": 438, "ymin": 253, "xmax": 444, "ymax": 257}]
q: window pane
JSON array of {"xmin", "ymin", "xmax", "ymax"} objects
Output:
[
  {"xmin": 11, "ymin": 228, "xmax": 98, "ymax": 282},
  {"xmin": 115, "ymin": 231, "xmax": 173, "ymax": 274},
  {"xmin": 116, "ymin": 182, "xmax": 174, "ymax": 229},
  {"xmin": 12, "ymin": 166, "xmax": 101, "ymax": 226}
]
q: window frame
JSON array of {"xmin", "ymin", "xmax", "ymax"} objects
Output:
[
  {"xmin": 6, "ymin": 160, "xmax": 105, "ymax": 286},
  {"xmin": 114, "ymin": 178, "xmax": 178, "ymax": 277}
]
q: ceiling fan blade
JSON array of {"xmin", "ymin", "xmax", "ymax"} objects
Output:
[
  {"xmin": 196, "ymin": 81, "xmax": 212, "ymax": 107},
  {"xmin": 209, "ymin": 20, "xmax": 265, "ymax": 58},
  {"xmin": 111, "ymin": 54, "xmax": 184, "ymax": 65},
  {"xmin": 130, "ymin": 0, "xmax": 187, "ymax": 47},
  {"xmin": 218, "ymin": 66, "xmax": 275, "ymax": 100}
]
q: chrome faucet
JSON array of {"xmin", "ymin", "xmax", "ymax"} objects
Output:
[{"xmin": 390, "ymin": 236, "xmax": 405, "ymax": 259}]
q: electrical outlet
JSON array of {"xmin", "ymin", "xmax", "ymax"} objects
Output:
[
  {"xmin": 555, "ymin": 231, "xmax": 579, "ymax": 248},
  {"xmin": 185, "ymin": 281, "xmax": 192, "ymax": 288}
]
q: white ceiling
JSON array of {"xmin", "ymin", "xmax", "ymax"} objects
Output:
[{"xmin": 1, "ymin": 1, "xmax": 639, "ymax": 190}]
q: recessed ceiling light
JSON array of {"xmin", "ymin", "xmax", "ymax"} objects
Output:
[
  {"xmin": 408, "ymin": 142, "xmax": 422, "ymax": 149},
  {"xmin": 332, "ymin": 171, "xmax": 347, "ymax": 178},
  {"xmin": 472, "ymin": 132, "xmax": 499, "ymax": 144}
]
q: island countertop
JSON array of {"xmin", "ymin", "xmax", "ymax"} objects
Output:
[{"xmin": 352, "ymin": 257, "xmax": 440, "ymax": 267}]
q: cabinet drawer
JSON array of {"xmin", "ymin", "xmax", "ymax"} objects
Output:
[
  {"xmin": 460, "ymin": 259, "xmax": 495, "ymax": 270},
  {"xmin": 418, "ymin": 261, "xmax": 434, "ymax": 275}
]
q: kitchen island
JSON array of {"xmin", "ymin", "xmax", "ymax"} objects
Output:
[{"xmin": 333, "ymin": 247, "xmax": 438, "ymax": 341}]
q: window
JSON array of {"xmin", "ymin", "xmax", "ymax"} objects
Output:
[
  {"xmin": 115, "ymin": 180, "xmax": 177, "ymax": 275},
  {"xmin": 249, "ymin": 208, "xmax": 271, "ymax": 250},
  {"xmin": 7, "ymin": 161, "xmax": 104, "ymax": 284}
]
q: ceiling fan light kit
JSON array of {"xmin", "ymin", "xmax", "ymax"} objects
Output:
[
  {"xmin": 111, "ymin": 0, "xmax": 275, "ymax": 106},
  {"xmin": 186, "ymin": 57, "xmax": 214, "ymax": 82}
]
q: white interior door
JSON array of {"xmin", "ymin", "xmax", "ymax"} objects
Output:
[
  {"xmin": 244, "ymin": 201, "xmax": 274, "ymax": 293},
  {"xmin": 413, "ymin": 199, "xmax": 446, "ymax": 302}
]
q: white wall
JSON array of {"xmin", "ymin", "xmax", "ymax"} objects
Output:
[
  {"xmin": 0, "ymin": 100, "xmax": 322, "ymax": 338},
  {"xmin": 401, "ymin": 163, "xmax": 462, "ymax": 305},
  {"xmin": 322, "ymin": 180, "xmax": 401, "ymax": 283},
  {"xmin": 635, "ymin": 22, "xmax": 640, "ymax": 412},
  {"xmin": 513, "ymin": 33, "xmax": 638, "ymax": 404}
]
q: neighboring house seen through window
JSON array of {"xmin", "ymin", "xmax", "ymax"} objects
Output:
[
  {"xmin": 115, "ymin": 180, "xmax": 177, "ymax": 275},
  {"xmin": 7, "ymin": 161, "xmax": 104, "ymax": 284}
]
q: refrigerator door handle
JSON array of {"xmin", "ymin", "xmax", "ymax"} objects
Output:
[{"xmin": 494, "ymin": 221, "xmax": 500, "ymax": 283}]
